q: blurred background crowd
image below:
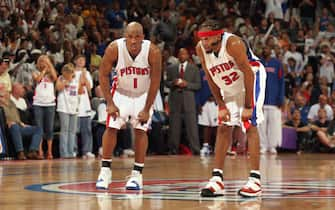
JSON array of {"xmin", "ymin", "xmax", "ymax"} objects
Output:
[{"xmin": 1, "ymin": 0, "xmax": 335, "ymax": 160}]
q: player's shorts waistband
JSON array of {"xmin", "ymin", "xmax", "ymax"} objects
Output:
[{"xmin": 115, "ymin": 88, "xmax": 147, "ymax": 98}]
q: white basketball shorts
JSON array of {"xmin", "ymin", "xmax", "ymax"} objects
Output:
[
  {"xmin": 106, "ymin": 91, "xmax": 153, "ymax": 131},
  {"xmin": 198, "ymin": 101, "xmax": 218, "ymax": 127},
  {"xmin": 221, "ymin": 61, "xmax": 266, "ymax": 131}
]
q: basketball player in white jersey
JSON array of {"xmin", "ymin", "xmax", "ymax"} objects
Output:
[
  {"xmin": 195, "ymin": 20, "xmax": 266, "ymax": 197},
  {"xmin": 96, "ymin": 22, "xmax": 162, "ymax": 190}
]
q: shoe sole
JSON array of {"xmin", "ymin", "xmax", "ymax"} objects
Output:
[
  {"xmin": 96, "ymin": 186, "xmax": 109, "ymax": 190},
  {"xmin": 96, "ymin": 181, "xmax": 111, "ymax": 190},
  {"xmin": 238, "ymin": 189, "xmax": 262, "ymax": 197},
  {"xmin": 126, "ymin": 186, "xmax": 142, "ymax": 190},
  {"xmin": 200, "ymin": 189, "xmax": 224, "ymax": 197}
]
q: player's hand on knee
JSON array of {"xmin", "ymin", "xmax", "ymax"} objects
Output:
[
  {"xmin": 242, "ymin": 108, "xmax": 253, "ymax": 121},
  {"xmin": 137, "ymin": 110, "xmax": 150, "ymax": 124},
  {"xmin": 106, "ymin": 103, "xmax": 119, "ymax": 119}
]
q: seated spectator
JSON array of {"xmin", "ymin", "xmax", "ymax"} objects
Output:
[
  {"xmin": 0, "ymin": 87, "xmax": 42, "ymax": 160},
  {"xmin": 313, "ymin": 119, "xmax": 335, "ymax": 150},
  {"xmin": 289, "ymin": 93, "xmax": 310, "ymax": 124},
  {"xmin": 10, "ymin": 83, "xmax": 32, "ymax": 124},
  {"xmin": 284, "ymin": 109, "xmax": 311, "ymax": 153},
  {"xmin": 308, "ymin": 94, "xmax": 333, "ymax": 122},
  {"xmin": 0, "ymin": 83, "xmax": 8, "ymax": 156},
  {"xmin": 311, "ymin": 108, "xmax": 333, "ymax": 149}
]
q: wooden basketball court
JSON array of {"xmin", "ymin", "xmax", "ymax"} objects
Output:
[{"xmin": 1, "ymin": 154, "xmax": 335, "ymax": 210}]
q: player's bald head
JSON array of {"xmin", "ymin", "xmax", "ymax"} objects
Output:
[
  {"xmin": 124, "ymin": 22, "xmax": 145, "ymax": 56},
  {"xmin": 125, "ymin": 22, "xmax": 144, "ymax": 35}
]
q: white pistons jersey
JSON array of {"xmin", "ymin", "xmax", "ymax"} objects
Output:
[
  {"xmin": 114, "ymin": 38, "xmax": 151, "ymax": 96},
  {"xmin": 200, "ymin": 32, "xmax": 260, "ymax": 97}
]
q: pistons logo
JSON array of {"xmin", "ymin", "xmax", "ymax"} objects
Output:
[{"xmin": 25, "ymin": 179, "xmax": 335, "ymax": 201}]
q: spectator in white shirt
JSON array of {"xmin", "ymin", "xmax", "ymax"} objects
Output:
[
  {"xmin": 264, "ymin": 0, "xmax": 287, "ymax": 20},
  {"xmin": 283, "ymin": 43, "xmax": 304, "ymax": 75},
  {"xmin": 10, "ymin": 83, "xmax": 27, "ymax": 111},
  {"xmin": 10, "ymin": 82, "xmax": 32, "ymax": 124},
  {"xmin": 308, "ymin": 94, "xmax": 334, "ymax": 122},
  {"xmin": 32, "ymin": 55, "xmax": 57, "ymax": 159},
  {"xmin": 319, "ymin": 41, "xmax": 335, "ymax": 87},
  {"xmin": 74, "ymin": 55, "xmax": 95, "ymax": 159},
  {"xmin": 56, "ymin": 63, "xmax": 82, "ymax": 158}
]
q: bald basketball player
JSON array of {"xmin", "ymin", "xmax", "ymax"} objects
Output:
[
  {"xmin": 196, "ymin": 19, "xmax": 266, "ymax": 197},
  {"xmin": 96, "ymin": 22, "xmax": 162, "ymax": 190}
]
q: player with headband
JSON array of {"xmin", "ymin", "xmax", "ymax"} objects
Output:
[{"xmin": 195, "ymin": 19, "xmax": 266, "ymax": 197}]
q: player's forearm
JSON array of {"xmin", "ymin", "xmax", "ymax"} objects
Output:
[
  {"xmin": 146, "ymin": 45, "xmax": 162, "ymax": 111},
  {"xmin": 202, "ymin": 70, "xmax": 225, "ymax": 107},
  {"xmin": 99, "ymin": 74, "xmax": 113, "ymax": 104},
  {"xmin": 212, "ymin": 91, "xmax": 225, "ymax": 108},
  {"xmin": 144, "ymin": 80, "xmax": 160, "ymax": 111},
  {"xmin": 207, "ymin": 79, "xmax": 225, "ymax": 108},
  {"xmin": 244, "ymin": 70, "xmax": 254, "ymax": 108}
]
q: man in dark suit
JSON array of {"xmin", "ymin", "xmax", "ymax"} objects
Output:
[{"xmin": 165, "ymin": 48, "xmax": 201, "ymax": 155}]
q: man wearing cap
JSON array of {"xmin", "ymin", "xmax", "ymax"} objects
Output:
[{"xmin": 0, "ymin": 55, "xmax": 11, "ymax": 92}]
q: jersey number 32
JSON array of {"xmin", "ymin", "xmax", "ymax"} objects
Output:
[{"xmin": 221, "ymin": 71, "xmax": 239, "ymax": 85}]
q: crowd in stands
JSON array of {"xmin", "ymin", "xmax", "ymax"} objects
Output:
[{"xmin": 1, "ymin": 0, "xmax": 335, "ymax": 160}]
